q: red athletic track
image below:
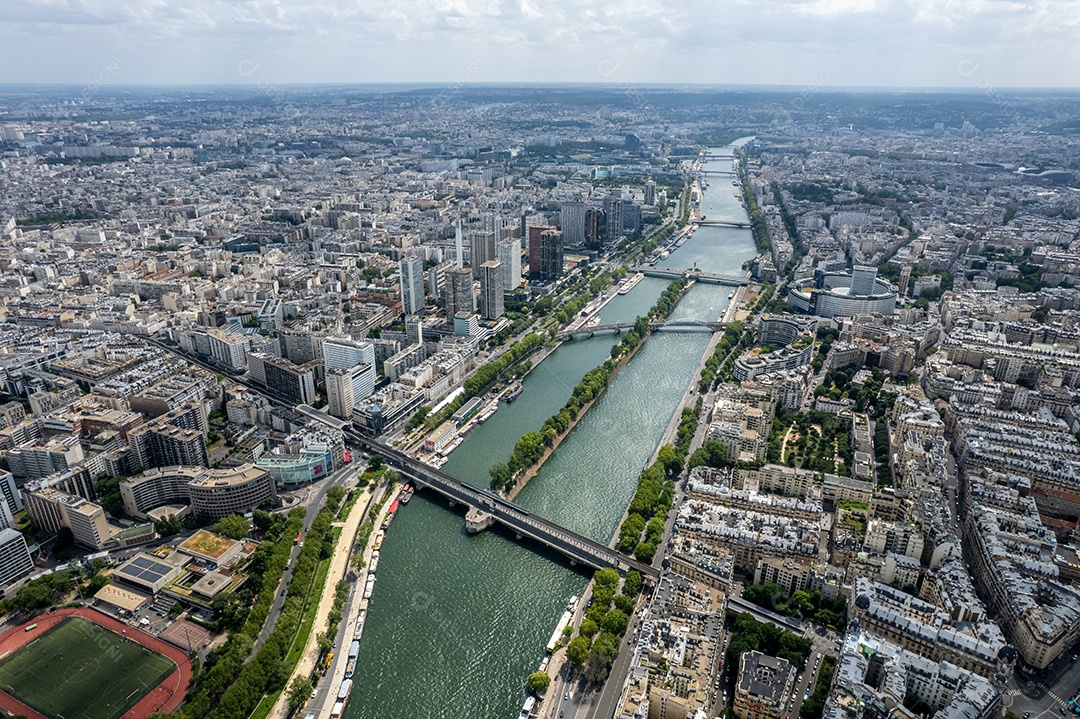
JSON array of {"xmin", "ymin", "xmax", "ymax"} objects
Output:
[{"xmin": 0, "ymin": 607, "xmax": 193, "ymax": 719}]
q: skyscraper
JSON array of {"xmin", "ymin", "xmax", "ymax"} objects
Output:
[
  {"xmin": 644, "ymin": 180, "xmax": 656, "ymax": 206},
  {"xmin": 528, "ymin": 225, "xmax": 546, "ymax": 276},
  {"xmin": 399, "ymin": 252, "xmax": 425, "ymax": 316},
  {"xmin": 469, "ymin": 229, "xmax": 497, "ymax": 279},
  {"xmin": 559, "ymin": 202, "xmax": 586, "ymax": 246},
  {"xmin": 444, "ymin": 266, "xmax": 475, "ymax": 318},
  {"xmin": 540, "ymin": 228, "xmax": 564, "ymax": 282},
  {"xmin": 478, "ymin": 260, "xmax": 504, "ymax": 320},
  {"xmin": 850, "ymin": 265, "xmax": 879, "ymax": 296},
  {"xmin": 585, "ymin": 208, "xmax": 604, "ymax": 250},
  {"xmin": 496, "ymin": 239, "xmax": 521, "ymax": 293},
  {"xmin": 603, "ymin": 194, "xmax": 624, "ymax": 240}
]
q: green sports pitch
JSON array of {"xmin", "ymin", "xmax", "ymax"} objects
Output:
[{"xmin": 0, "ymin": 617, "xmax": 176, "ymax": 719}]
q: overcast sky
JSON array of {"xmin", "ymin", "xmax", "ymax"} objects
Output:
[{"xmin": 1, "ymin": 0, "xmax": 1078, "ymax": 89}]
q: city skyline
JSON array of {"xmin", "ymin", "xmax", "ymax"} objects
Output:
[{"xmin": 1, "ymin": 0, "xmax": 1078, "ymax": 88}]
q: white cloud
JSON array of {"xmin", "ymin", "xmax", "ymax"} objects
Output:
[{"xmin": 0, "ymin": 0, "xmax": 1075, "ymax": 85}]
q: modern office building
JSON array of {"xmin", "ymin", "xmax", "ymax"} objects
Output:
[
  {"xmin": 326, "ymin": 363, "xmax": 376, "ymax": 418},
  {"xmin": 454, "ymin": 312, "xmax": 479, "ymax": 337},
  {"xmin": 248, "ymin": 352, "xmax": 318, "ymax": 406},
  {"xmin": 733, "ymin": 651, "xmax": 796, "ymax": 719},
  {"xmin": 559, "ymin": 202, "xmax": 586, "ymax": 246},
  {"xmin": 527, "ymin": 225, "xmax": 546, "ymax": 276},
  {"xmin": 478, "ymin": 260, "xmax": 504, "ymax": 320},
  {"xmin": 850, "ymin": 265, "xmax": 879, "ymax": 296},
  {"xmin": 187, "ymin": 465, "xmax": 277, "ymax": 520},
  {"xmin": 787, "ymin": 269, "xmax": 898, "ymax": 318},
  {"xmin": 6, "ymin": 435, "xmax": 85, "ymax": 480},
  {"xmin": 399, "ymin": 252, "xmax": 426, "ymax": 316},
  {"xmin": 60, "ymin": 494, "xmax": 111, "ymax": 550},
  {"xmin": 644, "ymin": 180, "xmax": 656, "ymax": 206},
  {"xmin": 323, "ymin": 336, "xmax": 376, "ymax": 372},
  {"xmin": 256, "ymin": 444, "xmax": 335, "ymax": 489},
  {"xmin": 0, "ymin": 528, "xmax": 34, "ymax": 598},
  {"xmin": 468, "ymin": 229, "xmax": 497, "ymax": 279},
  {"xmin": 496, "ymin": 239, "xmax": 522, "ymax": 293},
  {"xmin": 128, "ymin": 422, "xmax": 208, "ymax": 470},
  {"xmin": 539, "ymin": 228, "xmax": 564, "ymax": 282},
  {"xmin": 603, "ymin": 194, "xmax": 624, "ymax": 240},
  {"xmin": 1, "ymin": 470, "xmax": 23, "ymax": 530},
  {"xmin": 444, "ymin": 266, "xmax": 475, "ymax": 318},
  {"xmin": 120, "ymin": 464, "xmax": 276, "ymax": 521}
]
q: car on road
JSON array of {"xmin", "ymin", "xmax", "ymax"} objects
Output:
[{"xmin": 564, "ymin": 692, "xmax": 569, "ymax": 701}]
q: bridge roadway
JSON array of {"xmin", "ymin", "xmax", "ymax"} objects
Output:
[
  {"xmin": 630, "ymin": 266, "xmax": 749, "ymax": 286},
  {"xmin": 345, "ymin": 431, "xmax": 660, "ymax": 581},
  {"xmin": 560, "ymin": 319, "xmax": 726, "ymax": 341},
  {"xmin": 697, "ymin": 219, "xmax": 750, "ymax": 228}
]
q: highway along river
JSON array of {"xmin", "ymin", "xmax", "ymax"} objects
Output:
[{"xmin": 346, "ymin": 144, "xmax": 756, "ymax": 719}]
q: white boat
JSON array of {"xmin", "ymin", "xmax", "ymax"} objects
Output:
[{"xmin": 618, "ymin": 272, "xmax": 644, "ymax": 295}]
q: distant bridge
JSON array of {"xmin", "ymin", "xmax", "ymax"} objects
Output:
[
  {"xmin": 630, "ymin": 266, "xmax": 750, "ymax": 287},
  {"xmin": 699, "ymin": 169, "xmax": 737, "ymax": 177},
  {"xmin": 561, "ymin": 319, "xmax": 726, "ymax": 341},
  {"xmin": 346, "ymin": 432, "xmax": 660, "ymax": 580},
  {"xmin": 697, "ymin": 219, "xmax": 751, "ymax": 229}
]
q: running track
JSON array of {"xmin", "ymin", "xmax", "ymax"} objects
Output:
[{"xmin": 0, "ymin": 607, "xmax": 192, "ymax": 719}]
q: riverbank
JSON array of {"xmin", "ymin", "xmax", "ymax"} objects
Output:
[{"xmin": 316, "ymin": 482, "xmax": 401, "ymax": 719}]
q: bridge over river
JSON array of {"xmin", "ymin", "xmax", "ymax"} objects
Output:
[{"xmin": 346, "ymin": 431, "xmax": 660, "ymax": 580}]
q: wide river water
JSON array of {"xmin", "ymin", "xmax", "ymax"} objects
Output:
[{"xmin": 346, "ymin": 142, "xmax": 756, "ymax": 719}]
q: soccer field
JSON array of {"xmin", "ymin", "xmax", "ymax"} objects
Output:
[{"xmin": 0, "ymin": 617, "xmax": 176, "ymax": 719}]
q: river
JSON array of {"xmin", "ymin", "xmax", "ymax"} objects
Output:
[{"xmin": 345, "ymin": 143, "xmax": 756, "ymax": 719}]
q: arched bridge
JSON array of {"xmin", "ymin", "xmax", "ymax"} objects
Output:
[
  {"xmin": 345, "ymin": 431, "xmax": 660, "ymax": 580},
  {"xmin": 630, "ymin": 266, "xmax": 750, "ymax": 286},
  {"xmin": 560, "ymin": 319, "xmax": 726, "ymax": 341},
  {"xmin": 697, "ymin": 219, "xmax": 750, "ymax": 229}
]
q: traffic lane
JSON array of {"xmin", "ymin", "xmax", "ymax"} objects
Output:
[{"xmin": 787, "ymin": 654, "xmax": 823, "ymax": 719}]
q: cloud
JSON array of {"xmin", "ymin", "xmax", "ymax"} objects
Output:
[{"xmin": 0, "ymin": 0, "xmax": 1075, "ymax": 85}]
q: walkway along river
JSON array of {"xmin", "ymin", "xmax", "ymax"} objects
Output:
[{"xmin": 345, "ymin": 144, "xmax": 757, "ymax": 719}]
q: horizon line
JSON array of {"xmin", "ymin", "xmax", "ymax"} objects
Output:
[{"xmin": 2, "ymin": 81, "xmax": 1080, "ymax": 93}]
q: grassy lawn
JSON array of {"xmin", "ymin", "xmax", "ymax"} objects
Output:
[{"xmin": 0, "ymin": 617, "xmax": 175, "ymax": 719}]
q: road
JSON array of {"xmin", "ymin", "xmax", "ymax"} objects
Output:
[{"xmin": 1008, "ymin": 655, "xmax": 1080, "ymax": 719}]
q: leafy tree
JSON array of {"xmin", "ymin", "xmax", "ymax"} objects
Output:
[
  {"xmin": 579, "ymin": 618, "xmax": 599, "ymax": 637},
  {"xmin": 286, "ymin": 676, "xmax": 313, "ymax": 711},
  {"xmin": 566, "ymin": 636, "xmax": 590, "ymax": 665},
  {"xmin": 623, "ymin": 571, "xmax": 642, "ymax": 596},
  {"xmin": 213, "ymin": 514, "xmax": 250, "ymax": 540},
  {"xmin": 488, "ymin": 462, "xmax": 512, "ymax": 490},
  {"xmin": 155, "ymin": 514, "xmax": 183, "ymax": 537},
  {"xmin": 594, "ymin": 568, "xmax": 620, "ymax": 589},
  {"xmin": 317, "ymin": 630, "xmax": 335, "ymax": 655},
  {"xmin": 601, "ymin": 609, "xmax": 629, "ymax": 635},
  {"xmin": 526, "ymin": 671, "xmax": 551, "ymax": 694},
  {"xmin": 583, "ymin": 652, "xmax": 610, "ymax": 683},
  {"xmin": 613, "ymin": 594, "xmax": 635, "ymax": 615},
  {"xmin": 326, "ymin": 485, "xmax": 346, "ymax": 512}
]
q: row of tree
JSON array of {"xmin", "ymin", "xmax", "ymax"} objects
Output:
[
  {"xmin": 563, "ymin": 569, "xmax": 641, "ymax": 684},
  {"xmin": 698, "ymin": 321, "xmax": 748, "ymax": 391},
  {"xmin": 615, "ymin": 459, "xmax": 675, "ymax": 563}
]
